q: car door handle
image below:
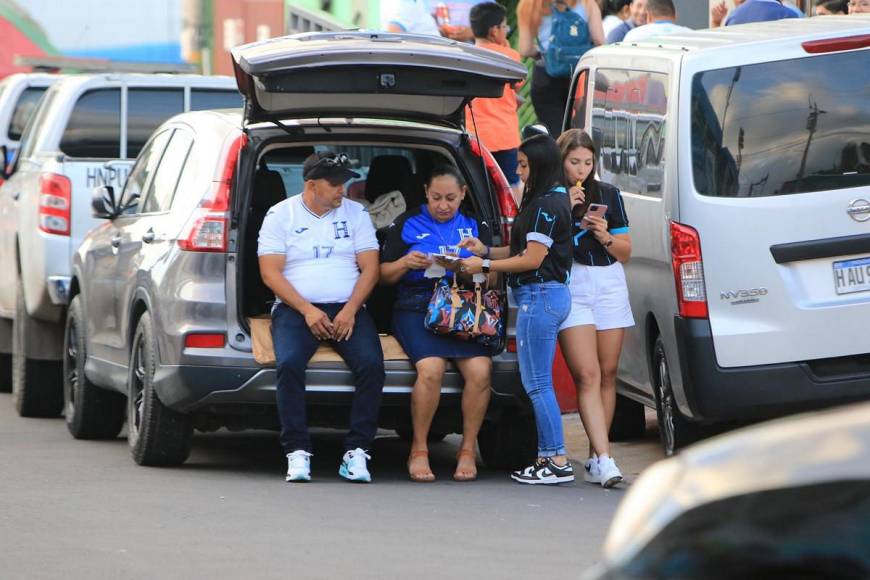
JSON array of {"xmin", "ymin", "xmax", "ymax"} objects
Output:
[
  {"xmin": 142, "ymin": 229, "xmax": 155, "ymax": 244},
  {"xmin": 111, "ymin": 234, "xmax": 122, "ymax": 248}
]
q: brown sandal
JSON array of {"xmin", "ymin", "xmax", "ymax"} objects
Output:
[
  {"xmin": 453, "ymin": 449, "xmax": 478, "ymax": 482},
  {"xmin": 408, "ymin": 450, "xmax": 435, "ymax": 482}
]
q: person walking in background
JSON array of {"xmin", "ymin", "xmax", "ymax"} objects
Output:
[
  {"xmin": 434, "ymin": 0, "xmax": 489, "ymax": 41},
  {"xmin": 623, "ymin": 0, "xmax": 690, "ymax": 42},
  {"xmin": 379, "ymin": 166, "xmax": 494, "ymax": 483},
  {"xmin": 459, "ymin": 135, "xmax": 574, "ymax": 485},
  {"xmin": 849, "ymin": 0, "xmax": 870, "ymax": 13},
  {"xmin": 711, "ymin": 0, "xmax": 798, "ymax": 26},
  {"xmin": 465, "ymin": 2, "xmax": 523, "ymax": 200},
  {"xmin": 556, "ymin": 129, "xmax": 633, "ymax": 488},
  {"xmin": 517, "ymin": 0, "xmax": 604, "ymax": 136},
  {"xmin": 607, "ymin": 0, "xmax": 647, "ymax": 43},
  {"xmin": 815, "ymin": 0, "xmax": 847, "ymax": 14},
  {"xmin": 601, "ymin": 0, "xmax": 633, "ymax": 37}
]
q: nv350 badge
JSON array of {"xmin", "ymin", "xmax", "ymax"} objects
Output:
[{"xmin": 720, "ymin": 287, "xmax": 768, "ymax": 305}]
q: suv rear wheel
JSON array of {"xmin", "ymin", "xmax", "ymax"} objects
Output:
[
  {"xmin": 12, "ymin": 278, "xmax": 62, "ymax": 417},
  {"xmin": 63, "ymin": 296, "xmax": 125, "ymax": 439},
  {"xmin": 127, "ymin": 312, "xmax": 193, "ymax": 466},
  {"xmin": 652, "ymin": 336, "xmax": 704, "ymax": 456},
  {"xmin": 477, "ymin": 409, "xmax": 536, "ymax": 470}
]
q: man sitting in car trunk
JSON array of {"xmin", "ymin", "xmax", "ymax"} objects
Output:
[{"xmin": 258, "ymin": 151, "xmax": 385, "ymax": 483}]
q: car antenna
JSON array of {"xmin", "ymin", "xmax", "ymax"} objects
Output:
[{"xmin": 466, "ymin": 102, "xmax": 495, "ymax": 215}]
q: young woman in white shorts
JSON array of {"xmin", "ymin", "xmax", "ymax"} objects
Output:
[{"xmin": 556, "ymin": 129, "xmax": 634, "ymax": 488}]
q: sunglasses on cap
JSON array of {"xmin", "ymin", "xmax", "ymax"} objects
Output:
[{"xmin": 304, "ymin": 152, "xmax": 359, "ymax": 184}]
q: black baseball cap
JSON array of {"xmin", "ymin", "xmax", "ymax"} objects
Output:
[{"xmin": 302, "ymin": 152, "xmax": 360, "ymax": 183}]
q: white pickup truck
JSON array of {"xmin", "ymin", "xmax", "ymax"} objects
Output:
[{"xmin": 0, "ymin": 73, "xmax": 241, "ymax": 415}]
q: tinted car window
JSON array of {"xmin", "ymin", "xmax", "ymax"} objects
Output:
[
  {"xmin": 60, "ymin": 89, "xmax": 121, "ymax": 158},
  {"xmin": 141, "ymin": 130, "xmax": 193, "ymax": 213},
  {"xmin": 127, "ymin": 89, "xmax": 184, "ymax": 158},
  {"xmin": 590, "ymin": 69, "xmax": 668, "ymax": 197},
  {"xmin": 8, "ymin": 87, "xmax": 48, "ymax": 141},
  {"xmin": 692, "ymin": 51, "xmax": 870, "ymax": 198},
  {"xmin": 120, "ymin": 129, "xmax": 172, "ymax": 215},
  {"xmin": 190, "ymin": 89, "xmax": 243, "ymax": 111}
]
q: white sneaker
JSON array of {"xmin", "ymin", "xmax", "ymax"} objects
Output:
[
  {"xmin": 339, "ymin": 448, "xmax": 372, "ymax": 483},
  {"xmin": 286, "ymin": 450, "xmax": 312, "ymax": 482},
  {"xmin": 584, "ymin": 455, "xmax": 601, "ymax": 484},
  {"xmin": 597, "ymin": 455, "xmax": 624, "ymax": 488}
]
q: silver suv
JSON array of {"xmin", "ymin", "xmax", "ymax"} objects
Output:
[
  {"xmin": 67, "ymin": 32, "xmax": 533, "ymax": 467},
  {"xmin": 0, "ymin": 73, "xmax": 241, "ymax": 416}
]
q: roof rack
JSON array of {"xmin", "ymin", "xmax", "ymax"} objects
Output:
[{"xmin": 14, "ymin": 55, "xmax": 199, "ymax": 74}]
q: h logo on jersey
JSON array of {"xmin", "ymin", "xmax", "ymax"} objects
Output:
[
  {"xmin": 457, "ymin": 228, "xmax": 474, "ymax": 240},
  {"xmin": 332, "ymin": 221, "xmax": 350, "ymax": 239}
]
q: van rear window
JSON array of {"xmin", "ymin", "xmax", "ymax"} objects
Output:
[
  {"xmin": 691, "ymin": 51, "xmax": 870, "ymax": 198},
  {"xmin": 8, "ymin": 87, "xmax": 47, "ymax": 141}
]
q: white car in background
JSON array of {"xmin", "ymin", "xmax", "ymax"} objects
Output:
[
  {"xmin": 0, "ymin": 73, "xmax": 241, "ymax": 415},
  {"xmin": 0, "ymin": 73, "xmax": 59, "ymax": 168}
]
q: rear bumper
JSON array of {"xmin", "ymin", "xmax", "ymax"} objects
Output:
[
  {"xmin": 674, "ymin": 317, "xmax": 870, "ymax": 422},
  {"xmin": 153, "ymin": 361, "xmax": 525, "ymax": 414}
]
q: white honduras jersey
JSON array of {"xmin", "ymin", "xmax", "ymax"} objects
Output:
[{"xmin": 257, "ymin": 194, "xmax": 379, "ymax": 304}]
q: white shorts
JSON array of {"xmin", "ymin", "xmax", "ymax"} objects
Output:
[{"xmin": 560, "ymin": 262, "xmax": 635, "ymax": 331}]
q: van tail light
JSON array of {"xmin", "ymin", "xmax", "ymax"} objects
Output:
[
  {"xmin": 178, "ymin": 133, "xmax": 247, "ymax": 252},
  {"xmin": 802, "ymin": 35, "xmax": 870, "ymax": 54},
  {"xmin": 184, "ymin": 333, "xmax": 226, "ymax": 348},
  {"xmin": 469, "ymin": 138, "xmax": 518, "ymax": 244},
  {"xmin": 38, "ymin": 173, "xmax": 72, "ymax": 236},
  {"xmin": 507, "ymin": 338, "xmax": 517, "ymax": 353},
  {"xmin": 670, "ymin": 221, "xmax": 708, "ymax": 319}
]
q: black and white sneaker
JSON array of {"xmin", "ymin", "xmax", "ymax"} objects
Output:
[{"xmin": 511, "ymin": 458, "xmax": 575, "ymax": 485}]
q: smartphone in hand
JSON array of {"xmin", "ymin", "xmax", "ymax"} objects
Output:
[{"xmin": 581, "ymin": 203, "xmax": 608, "ymax": 229}]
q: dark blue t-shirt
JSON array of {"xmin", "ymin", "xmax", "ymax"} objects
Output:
[
  {"xmin": 380, "ymin": 205, "xmax": 493, "ymax": 311},
  {"xmin": 725, "ymin": 0, "xmax": 798, "ymax": 25},
  {"xmin": 572, "ymin": 181, "xmax": 629, "ymax": 267},
  {"xmin": 508, "ymin": 187, "xmax": 572, "ymax": 288}
]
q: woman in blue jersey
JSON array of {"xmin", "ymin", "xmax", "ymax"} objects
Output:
[
  {"xmin": 461, "ymin": 134, "xmax": 575, "ymax": 485},
  {"xmin": 380, "ymin": 165, "xmax": 493, "ymax": 483},
  {"xmin": 557, "ymin": 128, "xmax": 633, "ymax": 488}
]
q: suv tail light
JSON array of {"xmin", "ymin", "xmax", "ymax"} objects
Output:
[
  {"xmin": 670, "ymin": 221, "xmax": 707, "ymax": 319},
  {"xmin": 469, "ymin": 138, "xmax": 517, "ymax": 243},
  {"xmin": 802, "ymin": 35, "xmax": 870, "ymax": 54},
  {"xmin": 178, "ymin": 133, "xmax": 247, "ymax": 252},
  {"xmin": 38, "ymin": 173, "xmax": 72, "ymax": 236}
]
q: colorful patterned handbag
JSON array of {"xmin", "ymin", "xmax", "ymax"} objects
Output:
[{"xmin": 424, "ymin": 277, "xmax": 504, "ymax": 348}]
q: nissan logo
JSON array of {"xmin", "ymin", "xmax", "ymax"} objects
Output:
[{"xmin": 847, "ymin": 199, "xmax": 870, "ymax": 223}]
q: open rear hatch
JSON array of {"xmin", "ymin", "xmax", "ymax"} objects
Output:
[{"xmin": 231, "ymin": 31, "xmax": 526, "ymax": 127}]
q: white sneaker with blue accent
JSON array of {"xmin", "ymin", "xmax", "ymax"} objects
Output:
[
  {"xmin": 584, "ymin": 455, "xmax": 601, "ymax": 484},
  {"xmin": 597, "ymin": 455, "xmax": 624, "ymax": 488},
  {"xmin": 339, "ymin": 448, "xmax": 372, "ymax": 483},
  {"xmin": 286, "ymin": 450, "xmax": 312, "ymax": 482}
]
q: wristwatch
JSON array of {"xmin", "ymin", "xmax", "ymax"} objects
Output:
[{"xmin": 482, "ymin": 259, "xmax": 491, "ymax": 274}]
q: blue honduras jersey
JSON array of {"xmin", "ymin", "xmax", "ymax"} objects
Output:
[{"xmin": 381, "ymin": 205, "xmax": 492, "ymax": 311}]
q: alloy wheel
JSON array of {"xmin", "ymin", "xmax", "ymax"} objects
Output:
[
  {"xmin": 65, "ymin": 318, "xmax": 79, "ymax": 418},
  {"xmin": 130, "ymin": 336, "xmax": 147, "ymax": 442},
  {"xmin": 657, "ymin": 353, "xmax": 676, "ymax": 456}
]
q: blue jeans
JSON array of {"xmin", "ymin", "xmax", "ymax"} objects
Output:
[
  {"xmin": 513, "ymin": 282, "xmax": 571, "ymax": 458},
  {"xmin": 271, "ymin": 303, "xmax": 385, "ymax": 454}
]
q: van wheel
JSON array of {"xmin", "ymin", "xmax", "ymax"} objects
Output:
[
  {"xmin": 12, "ymin": 278, "xmax": 62, "ymax": 417},
  {"xmin": 127, "ymin": 312, "xmax": 192, "ymax": 466},
  {"xmin": 0, "ymin": 352, "xmax": 11, "ymax": 393},
  {"xmin": 63, "ymin": 296, "xmax": 125, "ymax": 439},
  {"xmin": 652, "ymin": 336, "xmax": 703, "ymax": 456},
  {"xmin": 478, "ymin": 410, "xmax": 537, "ymax": 470},
  {"xmin": 609, "ymin": 394, "xmax": 647, "ymax": 441}
]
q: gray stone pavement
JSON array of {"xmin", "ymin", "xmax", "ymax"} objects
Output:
[{"xmin": 0, "ymin": 394, "xmax": 663, "ymax": 580}]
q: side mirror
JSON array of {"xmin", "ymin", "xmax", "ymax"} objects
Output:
[
  {"xmin": 91, "ymin": 185, "xmax": 117, "ymax": 219},
  {"xmin": 0, "ymin": 145, "xmax": 8, "ymax": 179},
  {"xmin": 119, "ymin": 192, "xmax": 140, "ymax": 214},
  {"xmin": 521, "ymin": 124, "xmax": 549, "ymax": 140}
]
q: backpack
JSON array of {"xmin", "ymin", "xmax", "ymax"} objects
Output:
[{"xmin": 542, "ymin": 2, "xmax": 593, "ymax": 78}]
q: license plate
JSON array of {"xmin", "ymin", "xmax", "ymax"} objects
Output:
[{"xmin": 833, "ymin": 257, "xmax": 870, "ymax": 295}]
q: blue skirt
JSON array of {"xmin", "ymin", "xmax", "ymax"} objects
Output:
[{"xmin": 392, "ymin": 309, "xmax": 493, "ymax": 364}]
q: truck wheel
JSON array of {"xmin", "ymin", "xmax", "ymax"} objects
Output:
[
  {"xmin": 0, "ymin": 353, "xmax": 10, "ymax": 393},
  {"xmin": 652, "ymin": 336, "xmax": 704, "ymax": 456},
  {"xmin": 63, "ymin": 296, "xmax": 125, "ymax": 439},
  {"xmin": 609, "ymin": 394, "xmax": 647, "ymax": 441},
  {"xmin": 478, "ymin": 409, "xmax": 537, "ymax": 470},
  {"xmin": 12, "ymin": 279, "xmax": 62, "ymax": 417},
  {"xmin": 127, "ymin": 312, "xmax": 192, "ymax": 466}
]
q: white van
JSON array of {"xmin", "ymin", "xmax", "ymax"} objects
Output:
[
  {"xmin": 565, "ymin": 16, "xmax": 870, "ymax": 455},
  {"xmin": 0, "ymin": 73, "xmax": 241, "ymax": 415}
]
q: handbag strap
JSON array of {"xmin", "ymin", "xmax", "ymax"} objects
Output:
[
  {"xmin": 472, "ymin": 283, "xmax": 483, "ymax": 335},
  {"xmin": 449, "ymin": 277, "xmax": 462, "ymax": 328}
]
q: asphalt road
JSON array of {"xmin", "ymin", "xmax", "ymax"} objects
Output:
[{"xmin": 0, "ymin": 394, "xmax": 663, "ymax": 580}]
